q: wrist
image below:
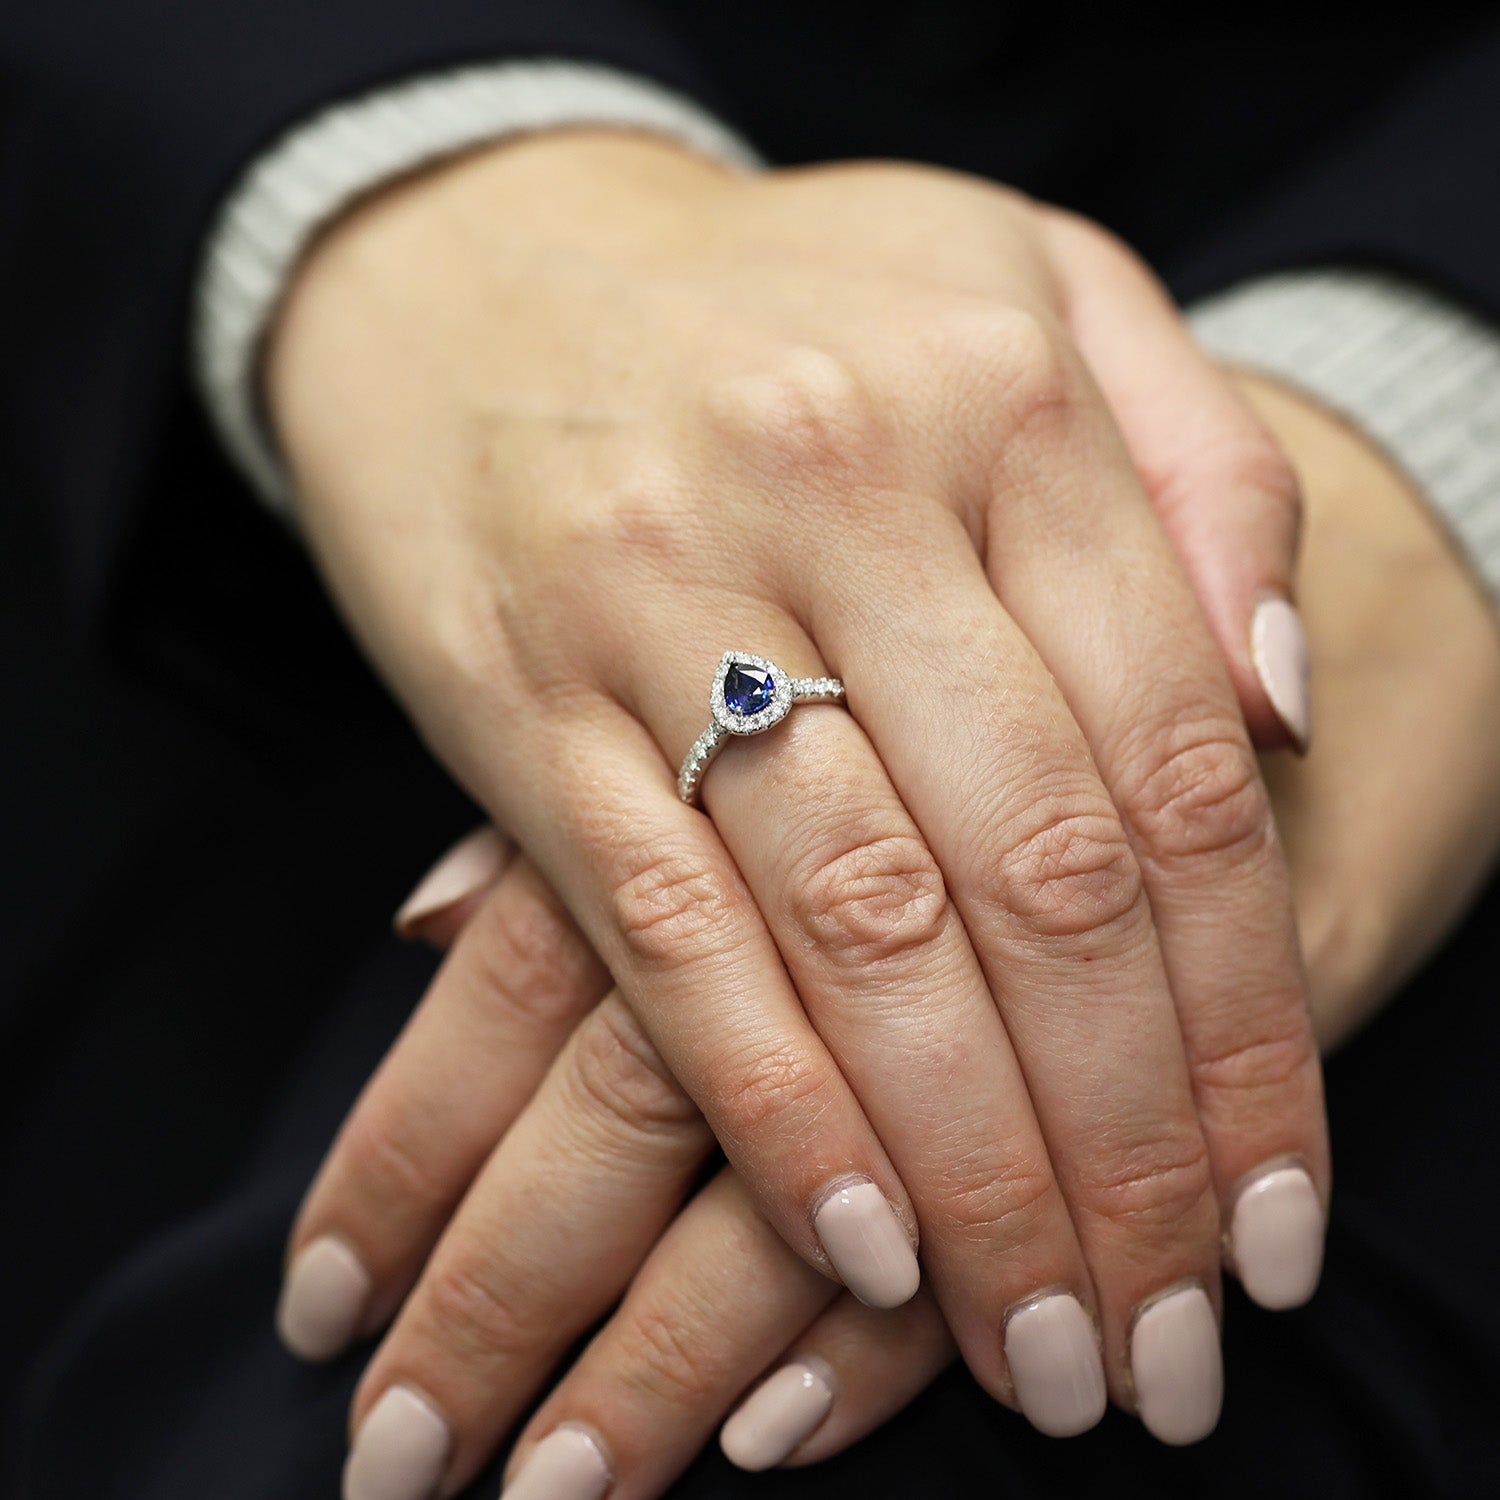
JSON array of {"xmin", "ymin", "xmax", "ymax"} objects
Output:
[{"xmin": 1236, "ymin": 371, "xmax": 1500, "ymax": 1047}]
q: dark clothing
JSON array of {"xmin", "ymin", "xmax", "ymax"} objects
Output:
[{"xmin": 3, "ymin": 7, "xmax": 1499, "ymax": 1496}]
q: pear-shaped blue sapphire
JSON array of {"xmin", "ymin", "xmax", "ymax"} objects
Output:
[{"xmin": 724, "ymin": 661, "xmax": 775, "ymax": 716}]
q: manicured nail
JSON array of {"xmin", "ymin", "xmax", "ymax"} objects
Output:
[
  {"xmin": 1230, "ymin": 1163, "xmax": 1324, "ymax": 1310},
  {"xmin": 343, "ymin": 1386, "xmax": 450, "ymax": 1500},
  {"xmin": 1251, "ymin": 596, "xmax": 1312, "ymax": 752},
  {"xmin": 721, "ymin": 1360, "xmax": 835, "ymax": 1471},
  {"xmin": 503, "ymin": 1425, "xmax": 611, "ymax": 1499},
  {"xmin": 394, "ymin": 826, "xmax": 508, "ymax": 938},
  {"xmin": 1129, "ymin": 1282, "xmax": 1223, "ymax": 1445},
  {"xmin": 813, "ymin": 1180, "xmax": 920, "ymax": 1309},
  {"xmin": 276, "ymin": 1235, "xmax": 373, "ymax": 1361},
  {"xmin": 1004, "ymin": 1293, "xmax": 1107, "ymax": 1438}
]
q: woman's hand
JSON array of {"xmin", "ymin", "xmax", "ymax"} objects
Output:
[
  {"xmin": 308, "ymin": 370, "xmax": 1500, "ymax": 1500},
  {"xmin": 269, "ymin": 131, "xmax": 1328, "ymax": 1488}
]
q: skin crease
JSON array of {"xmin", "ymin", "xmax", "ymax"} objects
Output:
[
  {"xmin": 446, "ymin": 373, "xmax": 1500, "ymax": 1495},
  {"xmin": 266, "ymin": 129, "xmax": 1341, "ymax": 1491}
]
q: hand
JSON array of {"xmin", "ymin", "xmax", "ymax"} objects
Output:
[
  {"xmin": 305, "ymin": 371, "xmax": 1499, "ymax": 1499},
  {"xmin": 269, "ymin": 131, "xmax": 1327, "ymax": 1489}
]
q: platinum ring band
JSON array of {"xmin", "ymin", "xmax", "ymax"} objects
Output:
[{"xmin": 678, "ymin": 651, "xmax": 846, "ymax": 805}]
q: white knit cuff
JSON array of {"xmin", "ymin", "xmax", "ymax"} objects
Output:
[
  {"xmin": 1189, "ymin": 268, "xmax": 1500, "ymax": 603},
  {"xmin": 194, "ymin": 60, "xmax": 763, "ymax": 515}
]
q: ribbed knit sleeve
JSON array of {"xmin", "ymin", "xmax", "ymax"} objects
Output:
[{"xmin": 1190, "ymin": 270, "xmax": 1500, "ymax": 602}]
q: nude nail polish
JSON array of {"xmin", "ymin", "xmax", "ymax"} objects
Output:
[
  {"xmin": 503, "ymin": 1425, "xmax": 611, "ymax": 1499},
  {"xmin": 720, "ymin": 1360, "xmax": 835, "ymax": 1471},
  {"xmin": 343, "ymin": 1386, "xmax": 450, "ymax": 1500},
  {"xmin": 394, "ymin": 826, "xmax": 508, "ymax": 938},
  {"xmin": 813, "ymin": 1180, "xmax": 920, "ymax": 1309},
  {"xmin": 276, "ymin": 1235, "xmax": 373, "ymax": 1361},
  {"xmin": 1004, "ymin": 1293, "xmax": 1107, "ymax": 1438},
  {"xmin": 1230, "ymin": 1163, "xmax": 1324, "ymax": 1310},
  {"xmin": 1251, "ymin": 596, "xmax": 1312, "ymax": 752},
  {"xmin": 1129, "ymin": 1283, "xmax": 1223, "ymax": 1445}
]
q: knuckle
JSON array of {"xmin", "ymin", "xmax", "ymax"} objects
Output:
[
  {"xmin": 420, "ymin": 1255, "xmax": 542, "ymax": 1367},
  {"xmin": 338, "ymin": 1106, "xmax": 433, "ymax": 1210},
  {"xmin": 559, "ymin": 473, "xmax": 702, "ymax": 591},
  {"xmin": 1123, "ymin": 724, "xmax": 1271, "ymax": 867},
  {"xmin": 701, "ymin": 346, "xmax": 881, "ymax": 484},
  {"xmin": 463, "ymin": 881, "xmax": 594, "ymax": 1029},
  {"xmin": 610, "ymin": 848, "xmax": 742, "ymax": 973},
  {"xmin": 953, "ymin": 304, "xmax": 1074, "ymax": 436},
  {"xmin": 567, "ymin": 996, "xmax": 701, "ymax": 1134},
  {"xmin": 1148, "ymin": 424, "xmax": 1304, "ymax": 537},
  {"xmin": 1191, "ymin": 1018, "xmax": 1319, "ymax": 1102},
  {"xmin": 613, "ymin": 1303, "xmax": 725, "ymax": 1408},
  {"xmin": 791, "ymin": 831, "xmax": 949, "ymax": 968},
  {"xmin": 989, "ymin": 792, "xmax": 1145, "ymax": 943},
  {"xmin": 707, "ymin": 1042, "xmax": 837, "ymax": 1145},
  {"xmin": 926, "ymin": 1145, "xmax": 1056, "ymax": 1250},
  {"xmin": 1075, "ymin": 1128, "xmax": 1216, "ymax": 1238}
]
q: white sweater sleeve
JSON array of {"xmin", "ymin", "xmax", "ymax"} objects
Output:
[
  {"xmin": 194, "ymin": 66, "xmax": 1500, "ymax": 606},
  {"xmin": 1189, "ymin": 269, "xmax": 1500, "ymax": 603},
  {"xmin": 193, "ymin": 60, "xmax": 762, "ymax": 515}
]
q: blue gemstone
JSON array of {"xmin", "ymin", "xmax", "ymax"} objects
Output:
[{"xmin": 724, "ymin": 662, "xmax": 775, "ymax": 716}]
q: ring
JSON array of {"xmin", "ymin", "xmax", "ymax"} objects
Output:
[{"xmin": 678, "ymin": 652, "xmax": 846, "ymax": 805}]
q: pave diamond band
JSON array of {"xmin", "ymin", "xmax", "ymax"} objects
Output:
[{"xmin": 678, "ymin": 652, "xmax": 846, "ymax": 804}]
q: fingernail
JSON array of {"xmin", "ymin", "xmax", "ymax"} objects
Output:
[
  {"xmin": 813, "ymin": 1180, "xmax": 920, "ymax": 1309},
  {"xmin": 1251, "ymin": 596, "xmax": 1312, "ymax": 752},
  {"xmin": 343, "ymin": 1386, "xmax": 450, "ymax": 1500},
  {"xmin": 1004, "ymin": 1292, "xmax": 1107, "ymax": 1438},
  {"xmin": 1129, "ymin": 1282, "xmax": 1223, "ymax": 1445},
  {"xmin": 503, "ymin": 1425, "xmax": 611, "ymax": 1499},
  {"xmin": 1230, "ymin": 1162, "xmax": 1324, "ymax": 1310},
  {"xmin": 394, "ymin": 826, "xmax": 508, "ymax": 938},
  {"xmin": 276, "ymin": 1235, "xmax": 373, "ymax": 1361},
  {"xmin": 720, "ymin": 1360, "xmax": 835, "ymax": 1471}
]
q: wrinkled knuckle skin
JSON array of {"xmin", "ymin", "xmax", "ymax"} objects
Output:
[
  {"xmin": 990, "ymin": 797, "xmax": 1145, "ymax": 944},
  {"xmin": 1147, "ymin": 430, "xmax": 1303, "ymax": 540},
  {"xmin": 1191, "ymin": 1021, "xmax": 1319, "ymax": 1103},
  {"xmin": 569, "ymin": 997, "xmax": 701, "ymax": 1134},
  {"xmin": 701, "ymin": 346, "xmax": 882, "ymax": 487},
  {"xmin": 708, "ymin": 1043, "xmax": 836, "ymax": 1147},
  {"xmin": 338, "ymin": 1107, "xmax": 434, "ymax": 1214},
  {"xmin": 465, "ymin": 883, "xmax": 594, "ymax": 1028},
  {"xmin": 1075, "ymin": 1131, "xmax": 1216, "ymax": 1241},
  {"xmin": 613, "ymin": 1304, "xmax": 727, "ymax": 1409},
  {"xmin": 420, "ymin": 1256, "xmax": 548, "ymax": 1369},
  {"xmin": 611, "ymin": 850, "xmax": 740, "ymax": 973},
  {"xmin": 925, "ymin": 1148, "xmax": 1056, "ymax": 1252},
  {"xmin": 1124, "ymin": 729, "xmax": 1271, "ymax": 868},
  {"xmin": 792, "ymin": 832, "xmax": 949, "ymax": 969}
]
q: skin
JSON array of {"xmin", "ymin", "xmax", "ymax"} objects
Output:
[
  {"xmin": 268, "ymin": 132, "xmax": 1333, "ymax": 1489},
  {"xmin": 354, "ymin": 372, "xmax": 1500, "ymax": 1498}
]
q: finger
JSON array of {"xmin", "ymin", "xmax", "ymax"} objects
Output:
[
  {"xmin": 1044, "ymin": 209, "xmax": 1310, "ymax": 751},
  {"xmin": 346, "ymin": 992, "xmax": 713, "ymax": 1497},
  {"xmin": 655, "ymin": 682, "xmax": 1108, "ymax": 1436},
  {"xmin": 394, "ymin": 824, "xmax": 511, "ymax": 947},
  {"xmin": 504, "ymin": 1171, "xmax": 839, "ymax": 1500},
  {"xmin": 733, "ymin": 1291, "xmax": 955, "ymax": 1471},
  {"xmin": 964, "ymin": 314, "xmax": 1330, "ymax": 1311},
  {"xmin": 465, "ymin": 681, "xmax": 922, "ymax": 1309},
  {"xmin": 637, "ymin": 359, "xmax": 1225, "ymax": 1441},
  {"xmin": 805, "ymin": 500, "xmax": 1224, "ymax": 1442},
  {"xmin": 277, "ymin": 853, "xmax": 607, "ymax": 1361}
]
